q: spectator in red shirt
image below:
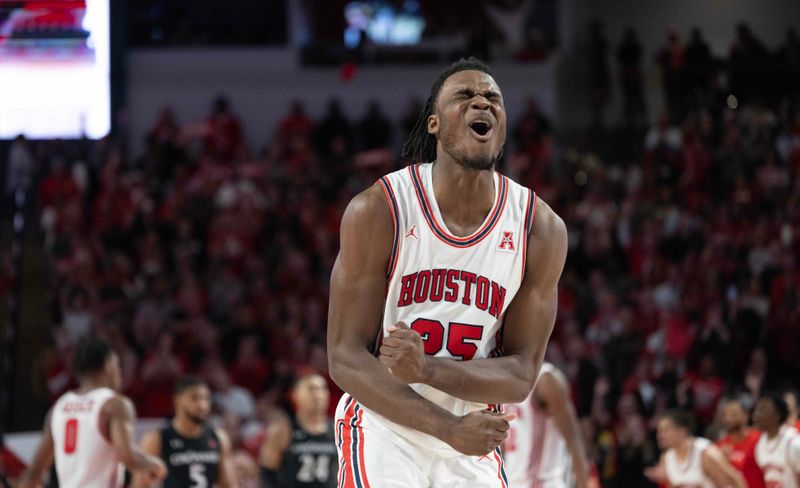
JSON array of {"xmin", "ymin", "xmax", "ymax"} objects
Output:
[
  {"xmin": 38, "ymin": 160, "xmax": 80, "ymax": 209},
  {"xmin": 203, "ymin": 96, "xmax": 246, "ymax": 161},
  {"xmin": 716, "ymin": 397, "xmax": 765, "ymax": 488},
  {"xmin": 137, "ymin": 330, "xmax": 185, "ymax": 417},
  {"xmin": 230, "ymin": 335, "xmax": 270, "ymax": 398},
  {"xmin": 278, "ymin": 100, "xmax": 314, "ymax": 148},
  {"xmin": 785, "ymin": 391, "xmax": 800, "ymax": 431},
  {"xmin": 688, "ymin": 355, "xmax": 725, "ymax": 428}
]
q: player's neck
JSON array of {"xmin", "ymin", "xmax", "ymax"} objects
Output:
[
  {"xmin": 764, "ymin": 425, "xmax": 781, "ymax": 439},
  {"xmin": 76, "ymin": 377, "xmax": 109, "ymax": 394},
  {"xmin": 296, "ymin": 411, "xmax": 327, "ymax": 434},
  {"xmin": 675, "ymin": 438, "xmax": 693, "ymax": 459},
  {"xmin": 729, "ymin": 426, "xmax": 747, "ymax": 442},
  {"xmin": 172, "ymin": 416, "xmax": 204, "ymax": 438},
  {"xmin": 431, "ymin": 157, "xmax": 495, "ymax": 234}
]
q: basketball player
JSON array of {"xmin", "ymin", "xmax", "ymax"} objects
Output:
[
  {"xmin": 132, "ymin": 376, "xmax": 237, "ymax": 488},
  {"xmin": 327, "ymin": 57, "xmax": 568, "ymax": 486},
  {"xmin": 504, "ymin": 362, "xmax": 590, "ymax": 488},
  {"xmin": 785, "ymin": 390, "xmax": 800, "ymax": 431},
  {"xmin": 651, "ymin": 410, "xmax": 746, "ymax": 488},
  {"xmin": 18, "ymin": 337, "xmax": 166, "ymax": 488},
  {"xmin": 753, "ymin": 393, "xmax": 800, "ymax": 488},
  {"xmin": 259, "ymin": 373, "xmax": 337, "ymax": 487},
  {"xmin": 716, "ymin": 398, "xmax": 765, "ymax": 488}
]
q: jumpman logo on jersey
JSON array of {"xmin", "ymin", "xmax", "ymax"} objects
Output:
[{"xmin": 405, "ymin": 225, "xmax": 418, "ymax": 240}]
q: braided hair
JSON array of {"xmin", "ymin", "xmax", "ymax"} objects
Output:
[{"xmin": 401, "ymin": 57, "xmax": 493, "ymax": 164}]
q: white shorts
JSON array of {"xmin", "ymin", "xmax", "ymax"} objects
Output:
[{"xmin": 335, "ymin": 394, "xmax": 510, "ymax": 488}]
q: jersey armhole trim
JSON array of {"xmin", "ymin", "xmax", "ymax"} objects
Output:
[
  {"xmin": 521, "ymin": 190, "xmax": 537, "ymax": 281},
  {"xmin": 377, "ymin": 177, "xmax": 400, "ymax": 281}
]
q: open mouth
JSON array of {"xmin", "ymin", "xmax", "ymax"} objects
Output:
[{"xmin": 469, "ymin": 120, "xmax": 492, "ymax": 138}]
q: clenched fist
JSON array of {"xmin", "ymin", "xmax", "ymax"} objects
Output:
[
  {"xmin": 379, "ymin": 322, "xmax": 430, "ymax": 384},
  {"xmin": 444, "ymin": 411, "xmax": 517, "ymax": 457}
]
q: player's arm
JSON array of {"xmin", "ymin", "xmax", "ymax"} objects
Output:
[
  {"xmin": 105, "ymin": 396, "xmax": 166, "ymax": 482},
  {"xmin": 381, "ymin": 200, "xmax": 567, "ymax": 404},
  {"xmin": 328, "ymin": 185, "xmax": 513, "ymax": 456},
  {"xmin": 259, "ymin": 414, "xmax": 291, "ymax": 488},
  {"xmin": 17, "ymin": 409, "xmax": 55, "ymax": 488},
  {"xmin": 787, "ymin": 435, "xmax": 800, "ymax": 475},
  {"xmin": 700, "ymin": 445, "xmax": 746, "ymax": 488},
  {"xmin": 130, "ymin": 430, "xmax": 162, "ymax": 488},
  {"xmin": 537, "ymin": 371, "xmax": 590, "ymax": 488},
  {"xmin": 644, "ymin": 454, "xmax": 668, "ymax": 486},
  {"xmin": 215, "ymin": 428, "xmax": 239, "ymax": 488}
]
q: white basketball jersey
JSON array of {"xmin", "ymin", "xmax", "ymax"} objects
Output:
[
  {"xmin": 755, "ymin": 426, "xmax": 800, "ymax": 488},
  {"xmin": 51, "ymin": 387, "xmax": 124, "ymax": 488},
  {"xmin": 371, "ymin": 163, "xmax": 536, "ymax": 456},
  {"xmin": 505, "ymin": 363, "xmax": 569, "ymax": 488},
  {"xmin": 664, "ymin": 437, "xmax": 714, "ymax": 488}
]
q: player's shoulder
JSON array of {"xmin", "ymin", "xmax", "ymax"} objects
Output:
[
  {"xmin": 353, "ymin": 160, "xmax": 417, "ymax": 210},
  {"xmin": 101, "ymin": 393, "xmax": 135, "ymax": 417},
  {"xmin": 340, "ymin": 180, "xmax": 395, "ymax": 238},
  {"xmin": 499, "ymin": 171, "xmax": 533, "ymax": 195},
  {"xmin": 535, "ymin": 364, "xmax": 569, "ymax": 399},
  {"xmin": 700, "ymin": 439, "xmax": 727, "ymax": 465},
  {"xmin": 523, "ymin": 195, "xmax": 567, "ymax": 281},
  {"xmin": 347, "ymin": 182, "xmax": 389, "ymax": 215},
  {"xmin": 538, "ymin": 362, "xmax": 567, "ymax": 383},
  {"xmin": 140, "ymin": 427, "xmax": 163, "ymax": 454},
  {"xmin": 695, "ymin": 436, "xmax": 713, "ymax": 451},
  {"xmin": 787, "ymin": 426, "xmax": 800, "ymax": 443},
  {"xmin": 754, "ymin": 430, "xmax": 767, "ymax": 448},
  {"xmin": 746, "ymin": 428, "xmax": 762, "ymax": 443},
  {"xmin": 529, "ymin": 195, "xmax": 566, "ymax": 246},
  {"xmin": 212, "ymin": 426, "xmax": 232, "ymax": 452}
]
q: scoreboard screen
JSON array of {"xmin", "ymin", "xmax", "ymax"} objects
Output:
[{"xmin": 0, "ymin": 0, "xmax": 110, "ymax": 139}]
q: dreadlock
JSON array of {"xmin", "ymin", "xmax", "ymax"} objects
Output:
[{"xmin": 401, "ymin": 57, "xmax": 493, "ymax": 164}]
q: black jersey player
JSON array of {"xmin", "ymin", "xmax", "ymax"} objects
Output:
[
  {"xmin": 259, "ymin": 373, "xmax": 337, "ymax": 488},
  {"xmin": 133, "ymin": 377, "xmax": 238, "ymax": 488}
]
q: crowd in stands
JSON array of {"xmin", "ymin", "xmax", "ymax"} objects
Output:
[
  {"xmin": 3, "ymin": 22, "xmax": 800, "ymax": 487},
  {"xmin": 589, "ymin": 21, "xmax": 800, "ymax": 129}
]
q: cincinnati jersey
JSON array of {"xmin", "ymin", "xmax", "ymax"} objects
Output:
[
  {"xmin": 50, "ymin": 387, "xmax": 123, "ymax": 488},
  {"xmin": 372, "ymin": 162, "xmax": 536, "ymax": 456},
  {"xmin": 755, "ymin": 426, "xmax": 800, "ymax": 488},
  {"xmin": 664, "ymin": 437, "xmax": 715, "ymax": 488},
  {"xmin": 505, "ymin": 363, "xmax": 569, "ymax": 488},
  {"xmin": 160, "ymin": 424, "xmax": 221, "ymax": 488},
  {"xmin": 278, "ymin": 416, "xmax": 337, "ymax": 487}
]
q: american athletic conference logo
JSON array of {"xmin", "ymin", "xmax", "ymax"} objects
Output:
[{"xmin": 497, "ymin": 230, "xmax": 516, "ymax": 253}]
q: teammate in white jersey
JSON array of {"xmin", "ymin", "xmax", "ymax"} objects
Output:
[
  {"xmin": 504, "ymin": 362, "xmax": 590, "ymax": 488},
  {"xmin": 327, "ymin": 57, "xmax": 568, "ymax": 487},
  {"xmin": 649, "ymin": 410, "xmax": 745, "ymax": 488},
  {"xmin": 753, "ymin": 393, "xmax": 800, "ymax": 488},
  {"xmin": 18, "ymin": 338, "xmax": 166, "ymax": 488}
]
